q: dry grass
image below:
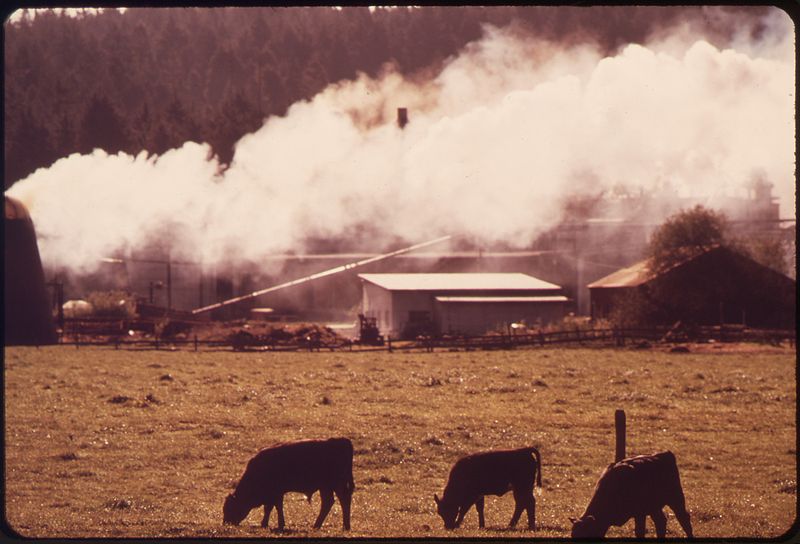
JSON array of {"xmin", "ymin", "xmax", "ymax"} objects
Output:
[{"xmin": 4, "ymin": 344, "xmax": 796, "ymax": 538}]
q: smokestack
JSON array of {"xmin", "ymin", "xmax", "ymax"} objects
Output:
[{"xmin": 397, "ymin": 107, "xmax": 408, "ymax": 129}]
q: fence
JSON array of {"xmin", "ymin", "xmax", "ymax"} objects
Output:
[{"xmin": 54, "ymin": 318, "xmax": 796, "ymax": 352}]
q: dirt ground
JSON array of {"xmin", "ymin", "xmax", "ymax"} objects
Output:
[{"xmin": 3, "ymin": 344, "xmax": 796, "ymax": 539}]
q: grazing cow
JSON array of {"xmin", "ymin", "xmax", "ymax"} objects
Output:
[
  {"xmin": 571, "ymin": 451, "xmax": 693, "ymax": 539},
  {"xmin": 434, "ymin": 446, "xmax": 542, "ymax": 530},
  {"xmin": 223, "ymin": 437, "xmax": 354, "ymax": 531}
]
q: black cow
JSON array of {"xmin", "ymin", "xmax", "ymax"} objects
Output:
[
  {"xmin": 434, "ymin": 446, "xmax": 542, "ymax": 530},
  {"xmin": 223, "ymin": 437, "xmax": 354, "ymax": 531},
  {"xmin": 571, "ymin": 451, "xmax": 693, "ymax": 539}
]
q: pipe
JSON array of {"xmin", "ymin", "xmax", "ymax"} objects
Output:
[{"xmin": 191, "ymin": 235, "xmax": 452, "ymax": 315}]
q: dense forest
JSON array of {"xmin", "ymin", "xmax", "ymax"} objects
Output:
[{"xmin": 4, "ymin": 6, "xmax": 772, "ymax": 189}]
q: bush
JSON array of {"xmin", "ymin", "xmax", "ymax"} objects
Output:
[{"xmin": 608, "ymin": 289, "xmax": 659, "ymax": 328}]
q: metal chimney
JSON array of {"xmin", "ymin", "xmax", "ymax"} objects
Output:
[{"xmin": 397, "ymin": 107, "xmax": 408, "ymax": 129}]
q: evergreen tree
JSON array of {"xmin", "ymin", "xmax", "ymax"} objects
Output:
[
  {"xmin": 78, "ymin": 94, "xmax": 130, "ymax": 154},
  {"xmin": 4, "ymin": 108, "xmax": 55, "ymax": 187},
  {"xmin": 2, "ymin": 6, "xmax": 777, "ymax": 188}
]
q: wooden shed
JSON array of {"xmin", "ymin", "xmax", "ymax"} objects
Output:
[
  {"xmin": 358, "ymin": 273, "xmax": 568, "ymax": 338},
  {"xmin": 588, "ymin": 245, "xmax": 796, "ymax": 329}
]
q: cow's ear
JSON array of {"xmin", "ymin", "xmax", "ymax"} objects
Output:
[{"xmin": 433, "ymin": 494, "xmax": 440, "ymax": 506}]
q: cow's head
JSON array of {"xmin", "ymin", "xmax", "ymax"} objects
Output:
[
  {"xmin": 223, "ymin": 492, "xmax": 250, "ymax": 525},
  {"xmin": 570, "ymin": 515, "xmax": 606, "ymax": 538},
  {"xmin": 433, "ymin": 494, "xmax": 458, "ymax": 529}
]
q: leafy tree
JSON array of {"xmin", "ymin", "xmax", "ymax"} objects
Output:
[{"xmin": 647, "ymin": 205, "xmax": 728, "ymax": 273}]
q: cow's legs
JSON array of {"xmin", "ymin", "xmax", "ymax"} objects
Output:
[
  {"xmin": 634, "ymin": 515, "xmax": 647, "ymax": 538},
  {"xmin": 475, "ymin": 497, "xmax": 485, "ymax": 528},
  {"xmin": 314, "ymin": 488, "xmax": 335, "ymax": 529},
  {"xmin": 669, "ymin": 499, "xmax": 694, "ymax": 538},
  {"xmin": 334, "ymin": 485, "xmax": 352, "ymax": 530},
  {"xmin": 455, "ymin": 501, "xmax": 472, "ymax": 528},
  {"xmin": 261, "ymin": 503, "xmax": 273, "ymax": 528},
  {"xmin": 651, "ymin": 509, "xmax": 667, "ymax": 538},
  {"xmin": 509, "ymin": 498, "xmax": 524, "ymax": 527},
  {"xmin": 526, "ymin": 494, "xmax": 536, "ymax": 530},
  {"xmin": 275, "ymin": 496, "xmax": 286, "ymax": 530},
  {"xmin": 509, "ymin": 489, "xmax": 536, "ymax": 529}
]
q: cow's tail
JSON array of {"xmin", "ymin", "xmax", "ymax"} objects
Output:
[
  {"xmin": 348, "ymin": 473, "xmax": 356, "ymax": 494},
  {"xmin": 529, "ymin": 447, "xmax": 543, "ymax": 495},
  {"xmin": 345, "ymin": 440, "xmax": 356, "ymax": 494},
  {"xmin": 345, "ymin": 460, "xmax": 356, "ymax": 494}
]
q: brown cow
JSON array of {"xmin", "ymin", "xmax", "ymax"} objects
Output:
[
  {"xmin": 571, "ymin": 451, "xmax": 693, "ymax": 539},
  {"xmin": 434, "ymin": 446, "xmax": 542, "ymax": 530},
  {"xmin": 223, "ymin": 437, "xmax": 354, "ymax": 531}
]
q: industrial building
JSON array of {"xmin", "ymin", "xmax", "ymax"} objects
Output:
[
  {"xmin": 358, "ymin": 272, "xmax": 568, "ymax": 338},
  {"xmin": 15, "ymin": 159, "xmax": 792, "ymax": 337},
  {"xmin": 588, "ymin": 245, "xmax": 796, "ymax": 329}
]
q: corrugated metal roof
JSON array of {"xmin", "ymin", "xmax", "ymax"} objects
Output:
[
  {"xmin": 587, "ymin": 246, "xmax": 732, "ymax": 289},
  {"xmin": 358, "ymin": 273, "xmax": 561, "ymax": 292},
  {"xmin": 587, "ymin": 260, "xmax": 654, "ymax": 289},
  {"xmin": 435, "ymin": 296, "xmax": 569, "ymax": 303}
]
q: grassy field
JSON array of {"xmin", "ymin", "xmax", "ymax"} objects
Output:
[{"xmin": 4, "ymin": 344, "xmax": 796, "ymax": 539}]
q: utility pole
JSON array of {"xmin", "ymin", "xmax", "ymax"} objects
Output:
[{"xmin": 166, "ymin": 259, "xmax": 172, "ymax": 313}]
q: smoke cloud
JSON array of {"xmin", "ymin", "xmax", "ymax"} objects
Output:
[{"xmin": 6, "ymin": 7, "xmax": 794, "ymax": 275}]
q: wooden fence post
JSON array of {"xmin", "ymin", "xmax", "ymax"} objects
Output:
[{"xmin": 615, "ymin": 409, "xmax": 626, "ymax": 462}]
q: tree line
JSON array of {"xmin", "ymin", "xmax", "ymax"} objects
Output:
[{"xmin": 4, "ymin": 6, "xmax": 770, "ymax": 188}]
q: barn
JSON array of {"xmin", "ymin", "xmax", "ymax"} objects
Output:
[
  {"xmin": 588, "ymin": 245, "xmax": 796, "ymax": 329},
  {"xmin": 358, "ymin": 273, "xmax": 568, "ymax": 338},
  {"xmin": 4, "ymin": 196, "xmax": 58, "ymax": 345}
]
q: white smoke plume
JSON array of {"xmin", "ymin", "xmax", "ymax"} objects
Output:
[{"xmin": 6, "ymin": 7, "xmax": 795, "ymax": 275}]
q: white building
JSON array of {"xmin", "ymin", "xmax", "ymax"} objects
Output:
[{"xmin": 358, "ymin": 273, "xmax": 569, "ymax": 338}]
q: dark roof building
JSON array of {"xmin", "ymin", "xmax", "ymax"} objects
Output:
[{"xmin": 588, "ymin": 246, "xmax": 796, "ymax": 329}]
